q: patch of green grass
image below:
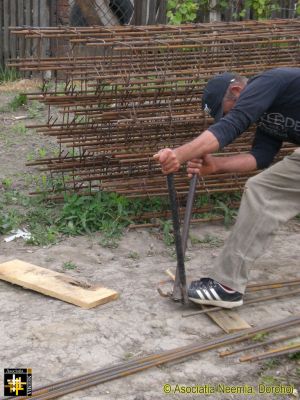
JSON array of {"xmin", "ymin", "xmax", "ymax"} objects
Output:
[
  {"xmin": 0, "ymin": 176, "xmax": 246, "ymax": 249},
  {"xmin": 192, "ymin": 191, "xmax": 241, "ymax": 227},
  {"xmin": 262, "ymin": 358, "xmax": 281, "ymax": 369},
  {"xmin": 190, "ymin": 233, "xmax": 223, "ymax": 247},
  {"xmin": 0, "ymin": 209, "xmax": 22, "ymax": 234},
  {"xmin": 215, "ymin": 200, "xmax": 238, "ymax": 228},
  {"xmin": 12, "ymin": 122, "xmax": 27, "ymax": 135},
  {"xmin": 127, "ymin": 251, "xmax": 140, "ymax": 260},
  {"xmin": 259, "ymin": 374, "xmax": 281, "ymax": 386},
  {"xmin": 27, "ymin": 100, "xmax": 45, "ymax": 119},
  {"xmin": 0, "ymin": 67, "xmax": 20, "ymax": 83},
  {"xmin": 123, "ymin": 352, "xmax": 134, "ymax": 360},
  {"xmin": 57, "ymin": 192, "xmax": 132, "ymax": 236},
  {"xmin": 37, "ymin": 147, "xmax": 47, "ymax": 158},
  {"xmin": 160, "ymin": 219, "xmax": 174, "ymax": 247},
  {"xmin": 26, "ymin": 151, "xmax": 35, "ymax": 162},
  {"xmin": 38, "ymin": 81, "xmax": 55, "ymax": 93},
  {"xmin": 26, "ymin": 225, "xmax": 59, "ymax": 246},
  {"xmin": 2, "ymin": 178, "xmax": 13, "ymax": 190},
  {"xmin": 288, "ymin": 351, "xmax": 300, "ymax": 360},
  {"xmin": 0, "ymin": 187, "xmax": 59, "ymax": 244},
  {"xmin": 252, "ymin": 332, "xmax": 269, "ymax": 342},
  {"xmin": 62, "ymin": 261, "xmax": 78, "ymax": 270},
  {"xmin": 9, "ymin": 93, "xmax": 27, "ymax": 111}
]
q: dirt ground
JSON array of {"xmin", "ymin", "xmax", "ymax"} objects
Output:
[{"xmin": 0, "ymin": 81, "xmax": 299, "ymax": 400}]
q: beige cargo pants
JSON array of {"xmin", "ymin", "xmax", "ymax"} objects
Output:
[{"xmin": 209, "ymin": 148, "xmax": 300, "ymax": 294}]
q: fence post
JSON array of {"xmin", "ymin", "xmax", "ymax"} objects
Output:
[
  {"xmin": 157, "ymin": 0, "xmax": 167, "ymax": 24},
  {"xmin": 3, "ymin": 0, "xmax": 9, "ymax": 65},
  {"xmin": 209, "ymin": 0, "xmax": 221, "ymax": 22},
  {"xmin": 148, "ymin": 0, "xmax": 157, "ymax": 24},
  {"xmin": 0, "ymin": 0, "xmax": 3, "ymax": 66},
  {"xmin": 134, "ymin": 0, "xmax": 148, "ymax": 25}
]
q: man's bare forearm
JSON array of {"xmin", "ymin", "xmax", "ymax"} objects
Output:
[
  {"xmin": 174, "ymin": 130, "xmax": 219, "ymax": 163},
  {"xmin": 213, "ymin": 153, "xmax": 257, "ymax": 173}
]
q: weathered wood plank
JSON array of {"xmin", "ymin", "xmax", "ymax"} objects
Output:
[
  {"xmin": 25, "ymin": 0, "xmax": 32, "ymax": 58},
  {"xmin": 40, "ymin": 0, "xmax": 50, "ymax": 26},
  {"xmin": 39, "ymin": 0, "xmax": 50, "ymax": 58},
  {"xmin": 31, "ymin": 0, "xmax": 39, "ymax": 66},
  {"xmin": 147, "ymin": 0, "xmax": 157, "ymax": 24},
  {"xmin": 134, "ymin": 0, "xmax": 148, "ymax": 25},
  {"xmin": 10, "ymin": 0, "xmax": 17, "ymax": 59},
  {"xmin": 0, "ymin": 259, "xmax": 119, "ymax": 309},
  {"xmin": 17, "ymin": 0, "xmax": 25, "ymax": 59},
  {"xmin": 24, "ymin": 0, "xmax": 32, "ymax": 76},
  {"xmin": 32, "ymin": 0, "xmax": 39, "ymax": 26},
  {"xmin": 3, "ymin": 0, "xmax": 9, "ymax": 66},
  {"xmin": 0, "ymin": 0, "xmax": 4, "ymax": 65},
  {"xmin": 204, "ymin": 307, "xmax": 251, "ymax": 333},
  {"xmin": 157, "ymin": 0, "xmax": 167, "ymax": 24}
]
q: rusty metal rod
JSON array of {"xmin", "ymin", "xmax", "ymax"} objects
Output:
[
  {"xmin": 219, "ymin": 332, "xmax": 300, "ymax": 357},
  {"xmin": 239, "ymin": 342, "xmax": 300, "ymax": 362},
  {"xmin": 9, "ymin": 315, "xmax": 300, "ymax": 400}
]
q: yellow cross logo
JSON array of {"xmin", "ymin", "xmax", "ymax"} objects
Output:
[{"xmin": 5, "ymin": 374, "xmax": 27, "ymax": 395}]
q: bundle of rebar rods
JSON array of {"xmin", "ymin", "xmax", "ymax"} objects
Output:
[
  {"xmin": 7, "ymin": 314, "xmax": 300, "ymax": 400},
  {"xmin": 9, "ymin": 19, "xmax": 300, "ymax": 221}
]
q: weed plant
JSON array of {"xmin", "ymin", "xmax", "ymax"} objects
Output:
[
  {"xmin": 0, "ymin": 179, "xmax": 242, "ymax": 247},
  {"xmin": 0, "ymin": 67, "xmax": 20, "ymax": 84},
  {"xmin": 9, "ymin": 94, "xmax": 27, "ymax": 111}
]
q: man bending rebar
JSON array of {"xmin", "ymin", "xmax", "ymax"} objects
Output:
[{"xmin": 154, "ymin": 67, "xmax": 300, "ymax": 309}]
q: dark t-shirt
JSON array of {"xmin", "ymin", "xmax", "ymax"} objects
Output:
[{"xmin": 208, "ymin": 68, "xmax": 300, "ymax": 168}]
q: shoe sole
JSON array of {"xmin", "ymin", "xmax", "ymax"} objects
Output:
[{"xmin": 188, "ymin": 297, "xmax": 243, "ymax": 309}]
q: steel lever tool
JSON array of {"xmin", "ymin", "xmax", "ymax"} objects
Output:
[{"xmin": 167, "ymin": 173, "xmax": 198, "ymax": 304}]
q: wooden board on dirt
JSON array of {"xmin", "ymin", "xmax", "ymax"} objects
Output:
[
  {"xmin": 203, "ymin": 307, "xmax": 251, "ymax": 333},
  {"xmin": 0, "ymin": 259, "xmax": 118, "ymax": 309}
]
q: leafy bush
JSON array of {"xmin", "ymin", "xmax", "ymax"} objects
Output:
[
  {"xmin": 167, "ymin": 0, "xmax": 198, "ymax": 24},
  {"xmin": 167, "ymin": 0, "xmax": 298, "ymax": 24}
]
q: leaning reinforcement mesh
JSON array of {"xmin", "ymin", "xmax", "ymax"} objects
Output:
[{"xmin": 8, "ymin": 19, "xmax": 300, "ymax": 224}]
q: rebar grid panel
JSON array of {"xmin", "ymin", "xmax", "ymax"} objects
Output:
[{"xmin": 8, "ymin": 20, "xmax": 300, "ymax": 221}]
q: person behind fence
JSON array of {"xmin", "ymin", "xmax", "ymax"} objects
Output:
[{"xmin": 153, "ymin": 67, "xmax": 300, "ymax": 309}]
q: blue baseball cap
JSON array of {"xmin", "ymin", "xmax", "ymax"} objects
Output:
[{"xmin": 202, "ymin": 72, "xmax": 236, "ymax": 122}]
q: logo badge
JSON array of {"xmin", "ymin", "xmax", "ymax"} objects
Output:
[
  {"xmin": 203, "ymin": 103, "xmax": 211, "ymax": 115},
  {"xmin": 4, "ymin": 369, "xmax": 32, "ymax": 397}
]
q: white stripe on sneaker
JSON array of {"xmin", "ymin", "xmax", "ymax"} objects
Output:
[
  {"xmin": 210, "ymin": 288, "xmax": 221, "ymax": 300},
  {"xmin": 203, "ymin": 289, "xmax": 213, "ymax": 300},
  {"xmin": 196, "ymin": 289, "xmax": 205, "ymax": 300}
]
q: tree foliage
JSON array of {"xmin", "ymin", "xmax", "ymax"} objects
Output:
[
  {"xmin": 167, "ymin": 0, "xmax": 198, "ymax": 24},
  {"xmin": 167, "ymin": 0, "xmax": 299, "ymax": 24}
]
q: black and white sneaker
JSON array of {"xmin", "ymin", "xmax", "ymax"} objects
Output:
[{"xmin": 188, "ymin": 278, "xmax": 243, "ymax": 309}]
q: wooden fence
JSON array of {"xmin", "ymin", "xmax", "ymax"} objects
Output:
[
  {"xmin": 0, "ymin": 0, "xmax": 53, "ymax": 69},
  {"xmin": 0, "ymin": 0, "xmax": 167, "ymax": 68},
  {"xmin": 134, "ymin": 0, "xmax": 167, "ymax": 25}
]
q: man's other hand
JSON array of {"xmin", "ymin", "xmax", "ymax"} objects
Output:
[{"xmin": 187, "ymin": 155, "xmax": 217, "ymax": 178}]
